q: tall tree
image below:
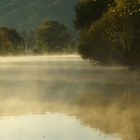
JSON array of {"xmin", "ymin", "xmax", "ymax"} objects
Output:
[
  {"xmin": 108, "ymin": 0, "xmax": 140, "ymax": 68},
  {"xmin": 76, "ymin": 0, "xmax": 140, "ymax": 69}
]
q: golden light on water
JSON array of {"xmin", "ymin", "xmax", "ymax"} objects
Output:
[{"xmin": 0, "ymin": 55, "xmax": 139, "ymax": 140}]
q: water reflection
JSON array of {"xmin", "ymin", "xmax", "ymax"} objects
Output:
[
  {"xmin": 0, "ymin": 113, "xmax": 120, "ymax": 140},
  {"xmin": 0, "ymin": 55, "xmax": 139, "ymax": 140}
]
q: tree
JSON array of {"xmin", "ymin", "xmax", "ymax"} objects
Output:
[
  {"xmin": 0, "ymin": 27, "xmax": 23, "ymax": 54},
  {"xmin": 36, "ymin": 21, "xmax": 72, "ymax": 53},
  {"xmin": 106, "ymin": 0, "xmax": 140, "ymax": 68},
  {"xmin": 76, "ymin": 0, "xmax": 140, "ymax": 69},
  {"xmin": 74, "ymin": 0, "xmax": 115, "ymax": 30},
  {"xmin": 78, "ymin": 20, "xmax": 115, "ymax": 64}
]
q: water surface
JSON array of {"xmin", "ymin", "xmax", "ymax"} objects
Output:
[{"xmin": 0, "ymin": 55, "xmax": 139, "ymax": 140}]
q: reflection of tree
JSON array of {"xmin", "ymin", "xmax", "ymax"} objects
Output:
[
  {"xmin": 0, "ymin": 85, "xmax": 140, "ymax": 140},
  {"xmin": 74, "ymin": 95, "xmax": 140, "ymax": 140},
  {"xmin": 0, "ymin": 68, "xmax": 139, "ymax": 140}
]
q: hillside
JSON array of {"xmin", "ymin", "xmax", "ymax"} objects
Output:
[{"xmin": 0, "ymin": 0, "xmax": 77, "ymax": 31}]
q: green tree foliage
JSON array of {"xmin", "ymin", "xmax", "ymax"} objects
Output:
[
  {"xmin": 78, "ymin": 21, "xmax": 115, "ymax": 63},
  {"xmin": 36, "ymin": 21, "xmax": 72, "ymax": 53},
  {"xmin": 74, "ymin": 0, "xmax": 115, "ymax": 30},
  {"xmin": 106, "ymin": 0, "xmax": 140, "ymax": 68},
  {"xmin": 0, "ymin": 27, "xmax": 23, "ymax": 54},
  {"xmin": 75, "ymin": 0, "xmax": 140, "ymax": 69}
]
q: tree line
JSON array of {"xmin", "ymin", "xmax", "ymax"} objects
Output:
[
  {"xmin": 0, "ymin": 0, "xmax": 140, "ymax": 69},
  {"xmin": 74, "ymin": 0, "xmax": 140, "ymax": 69},
  {"xmin": 0, "ymin": 21, "xmax": 75, "ymax": 55}
]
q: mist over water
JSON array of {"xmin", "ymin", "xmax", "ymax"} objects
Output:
[{"xmin": 0, "ymin": 55, "xmax": 139, "ymax": 140}]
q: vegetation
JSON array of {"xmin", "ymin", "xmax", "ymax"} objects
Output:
[
  {"xmin": 75, "ymin": 0, "xmax": 140, "ymax": 69},
  {"xmin": 0, "ymin": 27, "xmax": 23, "ymax": 55},
  {"xmin": 74, "ymin": 0, "xmax": 115, "ymax": 30},
  {"xmin": 36, "ymin": 21, "xmax": 72, "ymax": 53},
  {"xmin": 0, "ymin": 20, "xmax": 75, "ymax": 55}
]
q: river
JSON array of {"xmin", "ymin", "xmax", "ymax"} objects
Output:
[{"xmin": 0, "ymin": 55, "xmax": 139, "ymax": 140}]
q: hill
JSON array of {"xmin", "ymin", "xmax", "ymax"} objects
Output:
[{"xmin": 0, "ymin": 0, "xmax": 77, "ymax": 31}]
